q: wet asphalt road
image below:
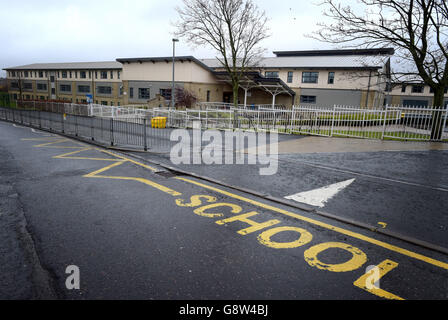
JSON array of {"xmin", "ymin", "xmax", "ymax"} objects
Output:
[
  {"xmin": 0, "ymin": 120, "xmax": 447, "ymax": 300},
  {"xmin": 133, "ymin": 137, "xmax": 448, "ymax": 250}
]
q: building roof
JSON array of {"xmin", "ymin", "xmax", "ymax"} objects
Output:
[
  {"xmin": 116, "ymin": 56, "xmax": 214, "ymax": 72},
  {"xmin": 3, "ymin": 61, "xmax": 122, "ymax": 71},
  {"xmin": 201, "ymin": 54, "xmax": 391, "ymax": 70},
  {"xmin": 273, "ymin": 48, "xmax": 395, "ymax": 57}
]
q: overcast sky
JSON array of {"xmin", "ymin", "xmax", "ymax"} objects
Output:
[{"xmin": 0, "ymin": 0, "xmax": 336, "ymax": 77}]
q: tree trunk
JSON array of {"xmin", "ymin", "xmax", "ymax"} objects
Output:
[{"xmin": 430, "ymin": 88, "xmax": 446, "ymax": 140}]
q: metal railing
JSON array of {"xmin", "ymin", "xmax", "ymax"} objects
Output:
[
  {"xmin": 0, "ymin": 107, "xmax": 175, "ymax": 152},
  {"xmin": 4, "ymin": 101, "xmax": 448, "ymax": 142}
]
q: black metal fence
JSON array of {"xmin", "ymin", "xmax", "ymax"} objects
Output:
[{"xmin": 0, "ymin": 107, "xmax": 175, "ymax": 152}]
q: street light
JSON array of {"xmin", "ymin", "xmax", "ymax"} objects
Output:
[{"xmin": 172, "ymin": 38, "xmax": 179, "ymax": 110}]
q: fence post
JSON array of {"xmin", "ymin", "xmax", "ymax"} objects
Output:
[
  {"xmin": 330, "ymin": 105, "xmax": 336, "ymax": 137},
  {"xmin": 441, "ymin": 108, "xmax": 448, "ymax": 140},
  {"xmin": 381, "ymin": 105, "xmax": 388, "ymax": 140},
  {"xmin": 61, "ymin": 113, "xmax": 65, "ymax": 133},
  {"xmin": 91, "ymin": 117, "xmax": 95, "ymax": 141},
  {"xmin": 75, "ymin": 115, "xmax": 78, "ymax": 136},
  {"xmin": 143, "ymin": 118, "xmax": 148, "ymax": 151},
  {"xmin": 110, "ymin": 118, "xmax": 114, "ymax": 146}
]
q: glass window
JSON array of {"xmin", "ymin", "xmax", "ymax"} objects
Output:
[
  {"xmin": 110, "ymin": 71, "xmax": 114, "ymax": 79},
  {"xmin": 328, "ymin": 72, "xmax": 335, "ymax": 84},
  {"xmin": 130, "ymin": 88, "xmax": 134, "ymax": 98},
  {"xmin": 265, "ymin": 71, "xmax": 279, "ymax": 78},
  {"xmin": 138, "ymin": 88, "xmax": 150, "ymax": 100},
  {"xmin": 287, "ymin": 72, "xmax": 293, "ymax": 83},
  {"xmin": 37, "ymin": 83, "xmax": 47, "ymax": 91},
  {"xmin": 62, "ymin": 71, "xmax": 67, "ymax": 78},
  {"xmin": 300, "ymin": 95, "xmax": 317, "ymax": 104},
  {"xmin": 411, "ymin": 85, "xmax": 424, "ymax": 93},
  {"xmin": 100, "ymin": 71, "xmax": 107, "ymax": 79},
  {"xmin": 24, "ymin": 71, "xmax": 29, "ymax": 77},
  {"xmin": 160, "ymin": 89, "xmax": 172, "ymax": 100},
  {"xmin": 118, "ymin": 71, "xmax": 120, "ymax": 79},
  {"xmin": 302, "ymin": 72, "xmax": 319, "ymax": 84},
  {"xmin": 60, "ymin": 84, "xmax": 71, "ymax": 92},
  {"xmin": 78, "ymin": 85, "xmax": 90, "ymax": 93},
  {"xmin": 401, "ymin": 85, "xmax": 407, "ymax": 93},
  {"xmin": 97, "ymin": 86, "xmax": 112, "ymax": 94},
  {"xmin": 39, "ymin": 71, "xmax": 44, "ymax": 78},
  {"xmin": 24, "ymin": 83, "xmax": 33, "ymax": 90}
]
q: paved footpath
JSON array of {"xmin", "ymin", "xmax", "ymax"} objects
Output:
[{"xmin": 0, "ymin": 120, "xmax": 447, "ymax": 300}]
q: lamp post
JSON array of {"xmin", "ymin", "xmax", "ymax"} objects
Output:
[{"xmin": 172, "ymin": 38, "xmax": 179, "ymax": 110}]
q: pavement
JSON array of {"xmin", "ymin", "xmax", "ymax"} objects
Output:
[{"xmin": 0, "ymin": 120, "xmax": 447, "ymax": 300}]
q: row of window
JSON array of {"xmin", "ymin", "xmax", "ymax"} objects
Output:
[
  {"xmin": 399, "ymin": 84, "xmax": 448, "ymax": 94},
  {"xmin": 8, "ymin": 70, "xmax": 120, "ymax": 80},
  {"xmin": 11, "ymin": 94, "xmax": 118, "ymax": 106},
  {"xmin": 265, "ymin": 71, "xmax": 335, "ymax": 84},
  {"xmin": 12, "ymin": 82, "xmax": 114, "ymax": 95}
]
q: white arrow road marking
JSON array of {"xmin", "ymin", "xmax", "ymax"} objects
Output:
[{"xmin": 285, "ymin": 178, "xmax": 355, "ymax": 208}]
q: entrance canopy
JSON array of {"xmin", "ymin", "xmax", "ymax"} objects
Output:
[{"xmin": 213, "ymin": 71, "xmax": 296, "ymax": 107}]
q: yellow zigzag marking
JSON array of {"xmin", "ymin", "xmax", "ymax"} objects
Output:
[{"xmin": 23, "ymin": 135, "xmax": 182, "ymax": 197}]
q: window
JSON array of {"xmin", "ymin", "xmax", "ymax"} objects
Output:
[
  {"xmin": 207, "ymin": 90, "xmax": 211, "ymax": 102},
  {"xmin": 77, "ymin": 85, "xmax": 90, "ymax": 93},
  {"xmin": 110, "ymin": 71, "xmax": 114, "ymax": 79},
  {"xmin": 97, "ymin": 86, "xmax": 112, "ymax": 94},
  {"xmin": 50, "ymin": 76, "xmax": 55, "ymax": 83},
  {"xmin": 24, "ymin": 71, "xmax": 29, "ymax": 77},
  {"xmin": 75, "ymin": 71, "xmax": 78, "ymax": 78},
  {"xmin": 265, "ymin": 71, "xmax": 279, "ymax": 78},
  {"xmin": 51, "ymin": 88, "xmax": 56, "ymax": 95},
  {"xmin": 95, "ymin": 71, "xmax": 98, "ymax": 79},
  {"xmin": 403, "ymin": 99, "xmax": 428, "ymax": 108},
  {"xmin": 11, "ymin": 71, "xmax": 16, "ymax": 77},
  {"xmin": 138, "ymin": 88, "xmax": 150, "ymax": 100},
  {"xmin": 40, "ymin": 96, "xmax": 45, "ymax": 100},
  {"xmin": 37, "ymin": 83, "xmax": 47, "ymax": 91},
  {"xmin": 300, "ymin": 95, "xmax": 317, "ymax": 103},
  {"xmin": 60, "ymin": 84, "xmax": 71, "ymax": 92},
  {"xmin": 119, "ymin": 85, "xmax": 123, "ymax": 96},
  {"xmin": 411, "ymin": 85, "xmax": 424, "ymax": 93},
  {"xmin": 118, "ymin": 71, "xmax": 120, "ymax": 79},
  {"xmin": 100, "ymin": 71, "xmax": 107, "ymax": 79},
  {"xmin": 130, "ymin": 88, "xmax": 134, "ymax": 98},
  {"xmin": 10, "ymin": 82, "xmax": 19, "ymax": 89},
  {"xmin": 62, "ymin": 71, "xmax": 67, "ymax": 78},
  {"xmin": 287, "ymin": 72, "xmax": 293, "ymax": 83},
  {"xmin": 78, "ymin": 71, "xmax": 85, "ymax": 79},
  {"xmin": 328, "ymin": 72, "xmax": 335, "ymax": 84},
  {"xmin": 24, "ymin": 83, "xmax": 33, "ymax": 90},
  {"xmin": 160, "ymin": 89, "xmax": 172, "ymax": 100},
  {"xmin": 39, "ymin": 71, "xmax": 44, "ymax": 78},
  {"xmin": 13, "ymin": 94, "xmax": 18, "ymax": 100},
  {"xmin": 101, "ymin": 101, "xmax": 108, "ymax": 106},
  {"xmin": 385, "ymin": 83, "xmax": 392, "ymax": 92},
  {"xmin": 302, "ymin": 72, "xmax": 319, "ymax": 83},
  {"xmin": 69, "ymin": 71, "xmax": 72, "ymax": 79}
]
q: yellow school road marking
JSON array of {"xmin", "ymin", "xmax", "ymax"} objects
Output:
[
  {"xmin": 54, "ymin": 148, "xmax": 125, "ymax": 162},
  {"xmin": 83, "ymin": 160, "xmax": 182, "ymax": 197},
  {"xmin": 21, "ymin": 136, "xmax": 448, "ymax": 271},
  {"xmin": 23, "ymin": 136, "xmax": 179, "ymax": 196},
  {"xmin": 174, "ymin": 177, "xmax": 448, "ymax": 271},
  {"xmin": 354, "ymin": 260, "xmax": 404, "ymax": 300}
]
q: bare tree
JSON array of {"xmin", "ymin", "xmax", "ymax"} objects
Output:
[
  {"xmin": 311, "ymin": 0, "xmax": 448, "ymax": 139},
  {"xmin": 175, "ymin": 0, "xmax": 269, "ymax": 107}
]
